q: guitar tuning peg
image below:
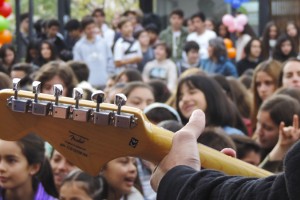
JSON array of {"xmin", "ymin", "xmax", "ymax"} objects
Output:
[
  {"xmin": 12, "ymin": 78, "xmax": 21, "ymax": 99},
  {"xmin": 91, "ymin": 90, "xmax": 105, "ymax": 112},
  {"xmin": 73, "ymin": 88, "xmax": 83, "ymax": 109},
  {"xmin": 52, "ymin": 84, "xmax": 70, "ymax": 119},
  {"xmin": 32, "ymin": 81, "xmax": 41, "ymax": 103},
  {"xmin": 53, "ymin": 84, "xmax": 63, "ymax": 106},
  {"xmin": 114, "ymin": 93, "xmax": 127, "ymax": 115}
]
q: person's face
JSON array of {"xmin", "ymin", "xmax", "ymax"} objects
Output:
[
  {"xmin": 282, "ymin": 61, "xmax": 300, "ymax": 88},
  {"xmin": 281, "ymin": 40, "xmax": 292, "ymax": 55},
  {"xmin": 187, "ymin": 49, "xmax": 199, "ymax": 64},
  {"xmin": 218, "ymin": 24, "xmax": 228, "ymax": 38},
  {"xmin": 104, "ymin": 78, "xmax": 116, "ymax": 96},
  {"xmin": 48, "ymin": 25, "xmax": 59, "ymax": 38},
  {"xmin": 154, "ymin": 45, "xmax": 167, "ymax": 61},
  {"xmin": 207, "ymin": 45, "xmax": 214, "ymax": 58},
  {"xmin": 138, "ymin": 31, "xmax": 150, "ymax": 47},
  {"xmin": 117, "ymin": 74, "xmax": 129, "ymax": 83},
  {"xmin": 42, "ymin": 75, "xmax": 68, "ymax": 96},
  {"xmin": 178, "ymin": 83, "xmax": 207, "ymax": 119},
  {"xmin": 84, "ymin": 23, "xmax": 96, "ymax": 39},
  {"xmin": 69, "ymin": 29, "xmax": 81, "ymax": 39},
  {"xmin": 170, "ymin": 14, "xmax": 183, "ymax": 30},
  {"xmin": 41, "ymin": 43, "xmax": 52, "ymax": 60},
  {"xmin": 126, "ymin": 87, "xmax": 155, "ymax": 110},
  {"xmin": 102, "ymin": 157, "xmax": 137, "ymax": 196},
  {"xmin": 269, "ymin": 25, "xmax": 277, "ymax": 39},
  {"xmin": 187, "ymin": 19, "xmax": 195, "ymax": 33},
  {"xmin": 205, "ymin": 20, "xmax": 214, "ymax": 31},
  {"xmin": 93, "ymin": 11, "xmax": 105, "ymax": 25},
  {"xmin": 286, "ymin": 23, "xmax": 298, "ymax": 37},
  {"xmin": 192, "ymin": 17, "xmax": 205, "ymax": 33},
  {"xmin": 21, "ymin": 18, "xmax": 29, "ymax": 32},
  {"xmin": 250, "ymin": 40, "xmax": 261, "ymax": 58},
  {"xmin": 29, "ymin": 48, "xmax": 38, "ymax": 60},
  {"xmin": 256, "ymin": 110, "xmax": 279, "ymax": 149},
  {"xmin": 127, "ymin": 13, "xmax": 137, "ymax": 25},
  {"xmin": 242, "ymin": 150, "xmax": 261, "ymax": 166},
  {"xmin": 120, "ymin": 21, "xmax": 133, "ymax": 37},
  {"xmin": 4, "ymin": 49, "xmax": 14, "ymax": 66},
  {"xmin": 147, "ymin": 31, "xmax": 158, "ymax": 44},
  {"xmin": 59, "ymin": 183, "xmax": 93, "ymax": 200},
  {"xmin": 0, "ymin": 140, "xmax": 38, "ymax": 190},
  {"xmin": 10, "ymin": 70, "xmax": 26, "ymax": 79},
  {"xmin": 50, "ymin": 150, "xmax": 76, "ymax": 190},
  {"xmin": 112, "ymin": 13, "xmax": 120, "ymax": 29},
  {"xmin": 256, "ymin": 71, "xmax": 275, "ymax": 101}
]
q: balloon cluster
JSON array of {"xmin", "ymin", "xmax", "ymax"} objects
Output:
[
  {"xmin": 222, "ymin": 14, "xmax": 248, "ymax": 33},
  {"xmin": 224, "ymin": 38, "xmax": 236, "ymax": 59},
  {"xmin": 0, "ymin": 0, "xmax": 12, "ymax": 45},
  {"xmin": 224, "ymin": 0, "xmax": 249, "ymax": 9}
]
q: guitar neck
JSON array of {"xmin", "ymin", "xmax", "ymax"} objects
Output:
[
  {"xmin": 0, "ymin": 89, "xmax": 273, "ymax": 177},
  {"xmin": 144, "ymin": 123, "xmax": 273, "ymax": 178}
]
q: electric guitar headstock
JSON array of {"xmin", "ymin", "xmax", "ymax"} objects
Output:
[{"xmin": 0, "ymin": 78, "xmax": 273, "ymax": 177}]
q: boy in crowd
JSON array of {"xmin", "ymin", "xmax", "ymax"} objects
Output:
[
  {"xmin": 177, "ymin": 41, "xmax": 201, "ymax": 74},
  {"xmin": 159, "ymin": 9, "xmax": 188, "ymax": 62},
  {"xmin": 73, "ymin": 16, "xmax": 115, "ymax": 89},
  {"xmin": 145, "ymin": 23, "xmax": 160, "ymax": 47},
  {"xmin": 113, "ymin": 17, "xmax": 142, "ymax": 71},
  {"xmin": 64, "ymin": 19, "xmax": 82, "ymax": 51},
  {"xmin": 92, "ymin": 8, "xmax": 115, "ymax": 48},
  {"xmin": 187, "ymin": 12, "xmax": 216, "ymax": 59},
  {"xmin": 40, "ymin": 19, "xmax": 67, "ymax": 54}
]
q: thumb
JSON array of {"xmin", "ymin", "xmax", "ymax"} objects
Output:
[{"xmin": 178, "ymin": 109, "xmax": 206, "ymax": 139}]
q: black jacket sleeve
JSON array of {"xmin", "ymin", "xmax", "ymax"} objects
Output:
[
  {"xmin": 157, "ymin": 166, "xmax": 288, "ymax": 200},
  {"xmin": 157, "ymin": 139, "xmax": 300, "ymax": 200}
]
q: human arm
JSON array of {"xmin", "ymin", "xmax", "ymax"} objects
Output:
[
  {"xmin": 151, "ymin": 110, "xmax": 291, "ymax": 200},
  {"xmin": 260, "ymin": 115, "xmax": 300, "ymax": 172},
  {"xmin": 114, "ymin": 40, "xmax": 142, "ymax": 67}
]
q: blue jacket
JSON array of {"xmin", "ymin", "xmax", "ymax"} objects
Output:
[{"xmin": 201, "ymin": 58, "xmax": 238, "ymax": 77}]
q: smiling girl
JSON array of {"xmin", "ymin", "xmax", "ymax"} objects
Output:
[{"xmin": 175, "ymin": 75, "xmax": 247, "ymax": 135}]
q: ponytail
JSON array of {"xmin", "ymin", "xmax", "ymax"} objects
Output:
[{"xmin": 36, "ymin": 157, "xmax": 59, "ymax": 198}]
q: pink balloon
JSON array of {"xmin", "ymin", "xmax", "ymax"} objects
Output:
[
  {"xmin": 236, "ymin": 14, "xmax": 248, "ymax": 26},
  {"xmin": 222, "ymin": 14, "xmax": 234, "ymax": 27},
  {"xmin": 228, "ymin": 25, "xmax": 236, "ymax": 33},
  {"xmin": 236, "ymin": 25, "xmax": 244, "ymax": 33}
]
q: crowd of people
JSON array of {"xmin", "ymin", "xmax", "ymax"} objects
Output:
[{"xmin": 0, "ymin": 6, "xmax": 300, "ymax": 200}]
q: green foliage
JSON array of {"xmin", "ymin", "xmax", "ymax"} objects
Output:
[
  {"xmin": 11, "ymin": 0, "xmax": 57, "ymax": 19},
  {"xmin": 71, "ymin": 0, "xmax": 139, "ymax": 23},
  {"xmin": 11, "ymin": 0, "xmax": 139, "ymax": 22}
]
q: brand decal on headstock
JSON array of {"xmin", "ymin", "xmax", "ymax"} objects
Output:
[
  {"xmin": 59, "ymin": 131, "xmax": 89, "ymax": 157},
  {"xmin": 69, "ymin": 131, "xmax": 88, "ymax": 144},
  {"xmin": 129, "ymin": 137, "xmax": 139, "ymax": 148}
]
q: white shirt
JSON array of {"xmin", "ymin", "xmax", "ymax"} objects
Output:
[
  {"xmin": 143, "ymin": 59, "xmax": 178, "ymax": 91},
  {"xmin": 101, "ymin": 23, "xmax": 115, "ymax": 48},
  {"xmin": 73, "ymin": 35, "xmax": 115, "ymax": 87},
  {"xmin": 236, "ymin": 34, "xmax": 251, "ymax": 62},
  {"xmin": 187, "ymin": 30, "xmax": 217, "ymax": 59},
  {"xmin": 172, "ymin": 31, "xmax": 181, "ymax": 58},
  {"xmin": 114, "ymin": 37, "xmax": 142, "ymax": 71}
]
